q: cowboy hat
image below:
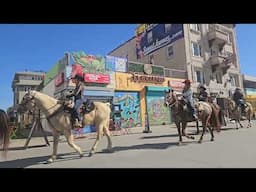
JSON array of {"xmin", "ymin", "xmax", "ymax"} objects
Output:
[
  {"xmin": 199, "ymin": 84, "xmax": 206, "ymax": 90},
  {"xmin": 183, "ymin": 79, "xmax": 191, "ymax": 84},
  {"xmin": 71, "ymin": 74, "xmax": 84, "ymax": 81}
]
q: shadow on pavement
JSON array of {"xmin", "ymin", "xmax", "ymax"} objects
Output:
[
  {"xmin": 140, "ymin": 132, "xmax": 199, "ymax": 140},
  {"xmin": 4, "ymin": 144, "xmax": 49, "ymax": 151},
  {"xmin": 97, "ymin": 141, "xmax": 197, "ymax": 154},
  {"xmin": 0, "ymin": 151, "xmax": 88, "ymax": 168}
]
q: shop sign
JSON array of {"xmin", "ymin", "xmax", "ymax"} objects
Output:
[
  {"xmin": 131, "ymin": 73, "xmax": 165, "ymax": 84},
  {"xmin": 55, "ymin": 72, "xmax": 64, "ymax": 87},
  {"xmin": 84, "ymin": 73, "xmax": 110, "ymax": 84}
]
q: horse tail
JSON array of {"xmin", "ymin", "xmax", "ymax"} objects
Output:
[
  {"xmin": 0, "ymin": 110, "xmax": 10, "ymax": 158},
  {"xmin": 218, "ymin": 109, "xmax": 223, "ymax": 127}
]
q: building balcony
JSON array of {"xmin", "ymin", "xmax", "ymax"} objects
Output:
[
  {"xmin": 209, "ymin": 53, "xmax": 227, "ymax": 66},
  {"xmin": 208, "ymin": 28, "xmax": 229, "ymax": 48},
  {"xmin": 209, "ymin": 53, "xmax": 233, "ymax": 73}
]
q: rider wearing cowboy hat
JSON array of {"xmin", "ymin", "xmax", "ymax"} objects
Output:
[
  {"xmin": 198, "ymin": 84, "xmax": 208, "ymax": 102},
  {"xmin": 67, "ymin": 74, "xmax": 84, "ymax": 127},
  {"xmin": 182, "ymin": 79, "xmax": 198, "ymax": 120},
  {"xmin": 232, "ymin": 87, "xmax": 246, "ymax": 113}
]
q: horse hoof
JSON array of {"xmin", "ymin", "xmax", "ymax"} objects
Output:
[
  {"xmin": 198, "ymin": 140, "xmax": 202, "ymax": 144},
  {"xmin": 177, "ymin": 142, "xmax": 182, "ymax": 146},
  {"xmin": 88, "ymin": 152, "xmax": 94, "ymax": 157},
  {"xmin": 190, "ymin": 136, "xmax": 195, "ymax": 140},
  {"xmin": 79, "ymin": 153, "xmax": 84, "ymax": 158},
  {"xmin": 211, "ymin": 138, "xmax": 214, "ymax": 141},
  {"xmin": 46, "ymin": 159, "xmax": 54, "ymax": 164}
]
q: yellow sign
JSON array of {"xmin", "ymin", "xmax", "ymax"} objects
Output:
[
  {"xmin": 135, "ymin": 24, "xmax": 148, "ymax": 35},
  {"xmin": 115, "ymin": 72, "xmax": 185, "ymax": 91}
]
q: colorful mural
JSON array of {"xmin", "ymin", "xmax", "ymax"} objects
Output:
[
  {"xmin": 71, "ymin": 51, "xmax": 106, "ymax": 74},
  {"xmin": 114, "ymin": 92, "xmax": 141, "ymax": 128},
  {"xmin": 146, "ymin": 95, "xmax": 171, "ymax": 126}
]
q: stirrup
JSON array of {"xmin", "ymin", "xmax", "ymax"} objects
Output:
[{"xmin": 73, "ymin": 119, "xmax": 82, "ymax": 128}]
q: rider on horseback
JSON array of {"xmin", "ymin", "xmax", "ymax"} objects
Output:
[
  {"xmin": 198, "ymin": 84, "xmax": 208, "ymax": 102},
  {"xmin": 182, "ymin": 79, "xmax": 198, "ymax": 120},
  {"xmin": 67, "ymin": 74, "xmax": 84, "ymax": 128},
  {"xmin": 232, "ymin": 87, "xmax": 246, "ymax": 113}
]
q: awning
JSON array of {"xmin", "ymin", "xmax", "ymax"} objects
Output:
[
  {"xmin": 146, "ymin": 86, "xmax": 170, "ymax": 92},
  {"xmin": 83, "ymin": 88, "xmax": 114, "ymax": 97}
]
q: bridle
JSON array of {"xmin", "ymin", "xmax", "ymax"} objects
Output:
[
  {"xmin": 165, "ymin": 92, "xmax": 178, "ymax": 108},
  {"xmin": 20, "ymin": 94, "xmax": 59, "ymax": 116}
]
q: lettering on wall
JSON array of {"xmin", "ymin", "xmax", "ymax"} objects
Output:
[{"xmin": 131, "ymin": 73, "xmax": 165, "ymax": 84}]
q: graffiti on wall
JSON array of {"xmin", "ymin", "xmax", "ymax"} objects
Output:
[
  {"xmin": 71, "ymin": 51, "xmax": 106, "ymax": 74},
  {"xmin": 114, "ymin": 92, "xmax": 141, "ymax": 128},
  {"xmin": 147, "ymin": 96, "xmax": 171, "ymax": 125}
]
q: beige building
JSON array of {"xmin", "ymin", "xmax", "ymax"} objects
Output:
[
  {"xmin": 109, "ymin": 24, "xmax": 242, "ymax": 99},
  {"xmin": 12, "ymin": 71, "xmax": 45, "ymax": 125}
]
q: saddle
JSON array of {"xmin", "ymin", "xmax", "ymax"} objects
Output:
[
  {"xmin": 57, "ymin": 99, "xmax": 94, "ymax": 128},
  {"xmin": 80, "ymin": 100, "xmax": 95, "ymax": 114}
]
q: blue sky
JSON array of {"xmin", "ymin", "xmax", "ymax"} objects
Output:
[{"xmin": 0, "ymin": 24, "xmax": 255, "ymax": 111}]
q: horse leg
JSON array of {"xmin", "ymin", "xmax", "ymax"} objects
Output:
[
  {"xmin": 182, "ymin": 122, "xmax": 195, "ymax": 140},
  {"xmin": 196, "ymin": 120, "xmax": 200, "ymax": 135},
  {"xmin": 47, "ymin": 130, "xmax": 60, "ymax": 163},
  {"xmin": 198, "ymin": 115, "xmax": 210, "ymax": 143},
  {"xmin": 176, "ymin": 122, "xmax": 182, "ymax": 145},
  {"xmin": 103, "ymin": 125, "xmax": 113, "ymax": 153},
  {"xmin": 89, "ymin": 124, "xmax": 103, "ymax": 157},
  {"xmin": 208, "ymin": 123, "xmax": 214, "ymax": 141},
  {"xmin": 63, "ymin": 129, "xmax": 83, "ymax": 158}
]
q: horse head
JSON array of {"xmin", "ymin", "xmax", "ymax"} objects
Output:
[
  {"xmin": 18, "ymin": 90, "xmax": 36, "ymax": 113},
  {"xmin": 164, "ymin": 90, "xmax": 177, "ymax": 108}
]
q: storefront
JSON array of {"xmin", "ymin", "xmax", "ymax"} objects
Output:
[
  {"xmin": 115, "ymin": 72, "xmax": 184, "ymax": 127},
  {"xmin": 146, "ymin": 86, "xmax": 171, "ymax": 126},
  {"xmin": 83, "ymin": 87, "xmax": 114, "ymax": 103}
]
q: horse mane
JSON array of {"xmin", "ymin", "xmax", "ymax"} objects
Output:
[
  {"xmin": 0, "ymin": 109, "xmax": 10, "ymax": 158},
  {"xmin": 32, "ymin": 91, "xmax": 58, "ymax": 103}
]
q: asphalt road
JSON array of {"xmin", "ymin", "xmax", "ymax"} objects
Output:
[{"xmin": 1, "ymin": 119, "xmax": 256, "ymax": 168}]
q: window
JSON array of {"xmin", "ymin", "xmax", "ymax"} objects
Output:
[
  {"xmin": 190, "ymin": 24, "xmax": 200, "ymax": 31},
  {"xmin": 149, "ymin": 54, "xmax": 154, "ymax": 64},
  {"xmin": 230, "ymin": 74, "xmax": 238, "ymax": 87},
  {"xmin": 165, "ymin": 24, "xmax": 172, "ymax": 33},
  {"xmin": 191, "ymin": 42, "xmax": 201, "ymax": 57},
  {"xmin": 227, "ymin": 32, "xmax": 232, "ymax": 43},
  {"xmin": 216, "ymin": 72, "xmax": 223, "ymax": 84},
  {"xmin": 195, "ymin": 70, "xmax": 203, "ymax": 83},
  {"xmin": 167, "ymin": 45, "xmax": 174, "ymax": 58},
  {"xmin": 147, "ymin": 31, "xmax": 153, "ymax": 43}
]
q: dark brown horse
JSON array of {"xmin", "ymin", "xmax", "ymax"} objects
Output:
[
  {"xmin": 0, "ymin": 109, "xmax": 11, "ymax": 158},
  {"xmin": 164, "ymin": 90, "xmax": 205, "ymax": 145}
]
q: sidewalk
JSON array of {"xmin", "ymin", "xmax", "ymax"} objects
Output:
[{"xmin": 9, "ymin": 118, "xmax": 236, "ymax": 149}]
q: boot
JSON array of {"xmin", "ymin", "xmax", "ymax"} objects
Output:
[
  {"xmin": 192, "ymin": 113, "xmax": 198, "ymax": 120},
  {"xmin": 73, "ymin": 118, "xmax": 82, "ymax": 128}
]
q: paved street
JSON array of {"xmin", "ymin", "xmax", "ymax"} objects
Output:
[{"xmin": 1, "ymin": 120, "xmax": 256, "ymax": 168}]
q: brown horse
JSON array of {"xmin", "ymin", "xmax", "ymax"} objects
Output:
[
  {"xmin": 19, "ymin": 90, "xmax": 112, "ymax": 163},
  {"xmin": 0, "ymin": 109, "xmax": 11, "ymax": 158},
  {"xmin": 164, "ymin": 90, "xmax": 214, "ymax": 144},
  {"xmin": 226, "ymin": 98, "xmax": 253, "ymax": 129}
]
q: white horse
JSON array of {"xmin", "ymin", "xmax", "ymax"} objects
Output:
[
  {"xmin": 226, "ymin": 98, "xmax": 253, "ymax": 129},
  {"xmin": 19, "ymin": 90, "xmax": 112, "ymax": 163}
]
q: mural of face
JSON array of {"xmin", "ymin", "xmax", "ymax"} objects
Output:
[{"xmin": 152, "ymin": 100, "xmax": 162, "ymax": 118}]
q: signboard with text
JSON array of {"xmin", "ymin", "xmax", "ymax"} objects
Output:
[{"xmin": 84, "ymin": 73, "xmax": 110, "ymax": 84}]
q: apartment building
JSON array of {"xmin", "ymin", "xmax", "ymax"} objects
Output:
[
  {"xmin": 109, "ymin": 24, "xmax": 242, "ymax": 100},
  {"xmin": 11, "ymin": 71, "xmax": 45, "ymax": 124}
]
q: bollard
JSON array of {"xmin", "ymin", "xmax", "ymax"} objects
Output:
[{"xmin": 143, "ymin": 112, "xmax": 152, "ymax": 133}]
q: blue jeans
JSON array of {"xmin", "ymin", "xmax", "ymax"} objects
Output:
[{"xmin": 73, "ymin": 99, "xmax": 83, "ymax": 121}]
